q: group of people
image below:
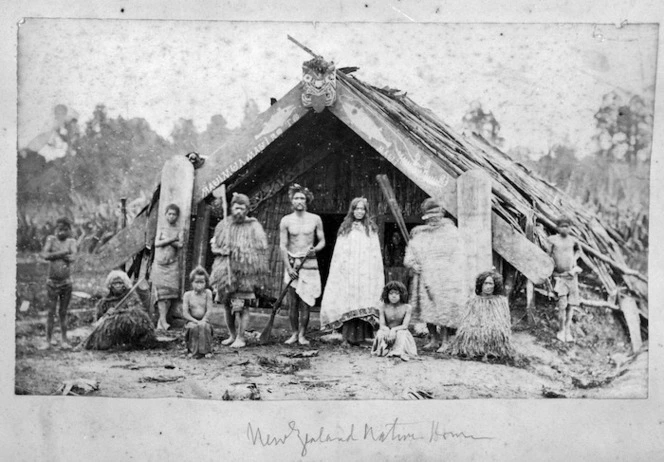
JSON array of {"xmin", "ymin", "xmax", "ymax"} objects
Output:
[{"xmin": 41, "ymin": 180, "xmax": 583, "ymax": 363}]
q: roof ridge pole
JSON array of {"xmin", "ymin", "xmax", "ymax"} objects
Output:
[{"xmin": 287, "ymin": 35, "xmax": 321, "ymax": 58}]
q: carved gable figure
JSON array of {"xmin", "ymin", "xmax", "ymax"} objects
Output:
[{"xmin": 301, "ymin": 57, "xmax": 337, "ymax": 113}]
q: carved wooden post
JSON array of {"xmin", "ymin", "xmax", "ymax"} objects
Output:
[
  {"xmin": 458, "ymin": 169, "xmax": 493, "ymax": 295},
  {"xmin": 193, "ymin": 202, "xmax": 211, "ymax": 268}
]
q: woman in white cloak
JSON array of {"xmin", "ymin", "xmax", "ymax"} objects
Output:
[{"xmin": 320, "ymin": 197, "xmax": 385, "ymax": 345}]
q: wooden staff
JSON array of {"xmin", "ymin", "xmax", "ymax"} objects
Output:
[
  {"xmin": 259, "ymin": 254, "xmax": 309, "ymax": 344},
  {"xmin": 376, "ymin": 174, "xmax": 409, "ymax": 244}
]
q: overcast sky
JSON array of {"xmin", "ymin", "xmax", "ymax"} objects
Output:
[{"xmin": 17, "ymin": 20, "xmax": 658, "ymax": 160}]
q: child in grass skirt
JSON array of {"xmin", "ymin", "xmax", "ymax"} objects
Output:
[
  {"xmin": 451, "ymin": 270, "xmax": 514, "ymax": 359},
  {"xmin": 83, "ymin": 271, "xmax": 155, "ymax": 350}
]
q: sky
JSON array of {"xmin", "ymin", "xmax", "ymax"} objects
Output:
[{"xmin": 17, "ymin": 20, "xmax": 658, "ymax": 160}]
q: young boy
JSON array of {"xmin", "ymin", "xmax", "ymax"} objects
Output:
[
  {"xmin": 547, "ymin": 217, "xmax": 582, "ymax": 343},
  {"xmin": 41, "ymin": 217, "xmax": 77, "ymax": 348}
]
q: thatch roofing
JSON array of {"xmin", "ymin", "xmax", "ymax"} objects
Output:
[{"xmin": 335, "ymin": 71, "xmax": 647, "ymax": 314}]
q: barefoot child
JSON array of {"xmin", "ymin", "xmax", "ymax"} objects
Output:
[
  {"xmin": 41, "ymin": 217, "xmax": 77, "ymax": 349},
  {"xmin": 371, "ymin": 281, "xmax": 417, "ymax": 361},
  {"xmin": 152, "ymin": 204, "xmax": 183, "ymax": 331},
  {"xmin": 451, "ymin": 270, "xmax": 513, "ymax": 359},
  {"xmin": 547, "ymin": 217, "xmax": 582, "ymax": 343},
  {"xmin": 182, "ymin": 267, "xmax": 214, "ymax": 358}
]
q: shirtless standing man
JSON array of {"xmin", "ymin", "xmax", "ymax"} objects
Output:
[{"xmin": 279, "ymin": 184, "xmax": 325, "ymax": 345}]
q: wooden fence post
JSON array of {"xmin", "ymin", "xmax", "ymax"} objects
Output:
[{"xmin": 458, "ymin": 169, "xmax": 493, "ymax": 296}]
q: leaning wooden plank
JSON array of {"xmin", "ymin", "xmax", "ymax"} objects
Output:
[
  {"xmin": 194, "ymin": 84, "xmax": 310, "ymax": 202},
  {"xmin": 620, "ymin": 296, "xmax": 643, "ymax": 353},
  {"xmin": 74, "ymin": 211, "xmax": 151, "ymax": 274},
  {"xmin": 330, "ymin": 81, "xmax": 553, "ymax": 284},
  {"xmin": 155, "ymin": 156, "xmax": 195, "ymax": 293}
]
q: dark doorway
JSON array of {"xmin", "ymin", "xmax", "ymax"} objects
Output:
[{"xmin": 316, "ymin": 213, "xmax": 346, "ymax": 306}]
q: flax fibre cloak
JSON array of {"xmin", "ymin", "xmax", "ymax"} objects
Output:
[
  {"xmin": 209, "ymin": 216, "xmax": 269, "ymax": 296},
  {"xmin": 404, "ymin": 218, "xmax": 467, "ymax": 328}
]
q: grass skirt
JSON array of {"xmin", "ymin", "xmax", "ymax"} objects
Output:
[{"xmin": 451, "ymin": 295, "xmax": 514, "ymax": 358}]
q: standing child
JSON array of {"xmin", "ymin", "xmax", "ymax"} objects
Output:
[
  {"xmin": 371, "ymin": 281, "xmax": 417, "ymax": 362},
  {"xmin": 547, "ymin": 217, "xmax": 582, "ymax": 343},
  {"xmin": 152, "ymin": 203, "xmax": 183, "ymax": 331},
  {"xmin": 182, "ymin": 267, "xmax": 214, "ymax": 358},
  {"xmin": 41, "ymin": 217, "xmax": 77, "ymax": 349},
  {"xmin": 451, "ymin": 270, "xmax": 513, "ymax": 360}
]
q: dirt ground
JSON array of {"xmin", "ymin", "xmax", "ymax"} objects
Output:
[
  {"xmin": 14, "ymin": 313, "xmax": 648, "ymax": 401},
  {"xmin": 14, "ymin": 257, "xmax": 648, "ymax": 401}
]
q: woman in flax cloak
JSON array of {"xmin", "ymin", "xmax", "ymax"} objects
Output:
[
  {"xmin": 404, "ymin": 198, "xmax": 467, "ymax": 352},
  {"xmin": 450, "ymin": 270, "xmax": 514, "ymax": 360},
  {"xmin": 210, "ymin": 193, "xmax": 269, "ymax": 348},
  {"xmin": 320, "ymin": 197, "xmax": 384, "ymax": 345},
  {"xmin": 83, "ymin": 270, "xmax": 155, "ymax": 350}
]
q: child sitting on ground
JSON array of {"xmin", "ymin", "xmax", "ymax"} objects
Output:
[
  {"xmin": 182, "ymin": 267, "xmax": 214, "ymax": 358},
  {"xmin": 451, "ymin": 270, "xmax": 513, "ymax": 360},
  {"xmin": 83, "ymin": 270, "xmax": 155, "ymax": 350},
  {"xmin": 371, "ymin": 281, "xmax": 418, "ymax": 362}
]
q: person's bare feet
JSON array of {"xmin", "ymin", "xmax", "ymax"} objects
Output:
[
  {"xmin": 204, "ymin": 353, "xmax": 213, "ymax": 358},
  {"xmin": 187, "ymin": 352, "xmax": 194, "ymax": 358},
  {"xmin": 60, "ymin": 341, "xmax": 72, "ymax": 350},
  {"xmin": 436, "ymin": 344, "xmax": 449, "ymax": 354},
  {"xmin": 284, "ymin": 334, "xmax": 298, "ymax": 345},
  {"xmin": 556, "ymin": 330, "xmax": 566, "ymax": 342},
  {"xmin": 298, "ymin": 336, "xmax": 310, "ymax": 346},
  {"xmin": 565, "ymin": 330, "xmax": 574, "ymax": 343},
  {"xmin": 157, "ymin": 319, "xmax": 170, "ymax": 331},
  {"xmin": 221, "ymin": 336, "xmax": 236, "ymax": 346},
  {"xmin": 230, "ymin": 338, "xmax": 246, "ymax": 349},
  {"xmin": 400, "ymin": 354, "xmax": 409, "ymax": 362}
]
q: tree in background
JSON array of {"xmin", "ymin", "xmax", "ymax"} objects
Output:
[
  {"xmin": 462, "ymin": 101, "xmax": 505, "ymax": 147},
  {"xmin": 593, "ymin": 90, "xmax": 653, "ymax": 165},
  {"xmin": 536, "ymin": 143, "xmax": 579, "ymax": 193},
  {"xmin": 170, "ymin": 118, "xmax": 200, "ymax": 154},
  {"xmin": 199, "ymin": 114, "xmax": 231, "ymax": 156}
]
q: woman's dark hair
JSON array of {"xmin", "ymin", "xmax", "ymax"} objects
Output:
[
  {"xmin": 165, "ymin": 203, "xmax": 181, "ymax": 217},
  {"xmin": 337, "ymin": 197, "xmax": 378, "ymax": 237},
  {"xmin": 475, "ymin": 270, "xmax": 504, "ymax": 295},
  {"xmin": 189, "ymin": 266, "xmax": 209, "ymax": 284},
  {"xmin": 381, "ymin": 280, "xmax": 409, "ymax": 304}
]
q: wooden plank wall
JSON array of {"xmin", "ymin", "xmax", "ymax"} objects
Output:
[{"xmin": 250, "ymin": 146, "xmax": 429, "ymax": 299}]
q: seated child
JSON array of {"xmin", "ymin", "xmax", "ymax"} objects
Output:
[
  {"xmin": 451, "ymin": 270, "xmax": 513, "ymax": 360},
  {"xmin": 182, "ymin": 267, "xmax": 214, "ymax": 358},
  {"xmin": 83, "ymin": 270, "xmax": 155, "ymax": 350},
  {"xmin": 371, "ymin": 281, "xmax": 418, "ymax": 362}
]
